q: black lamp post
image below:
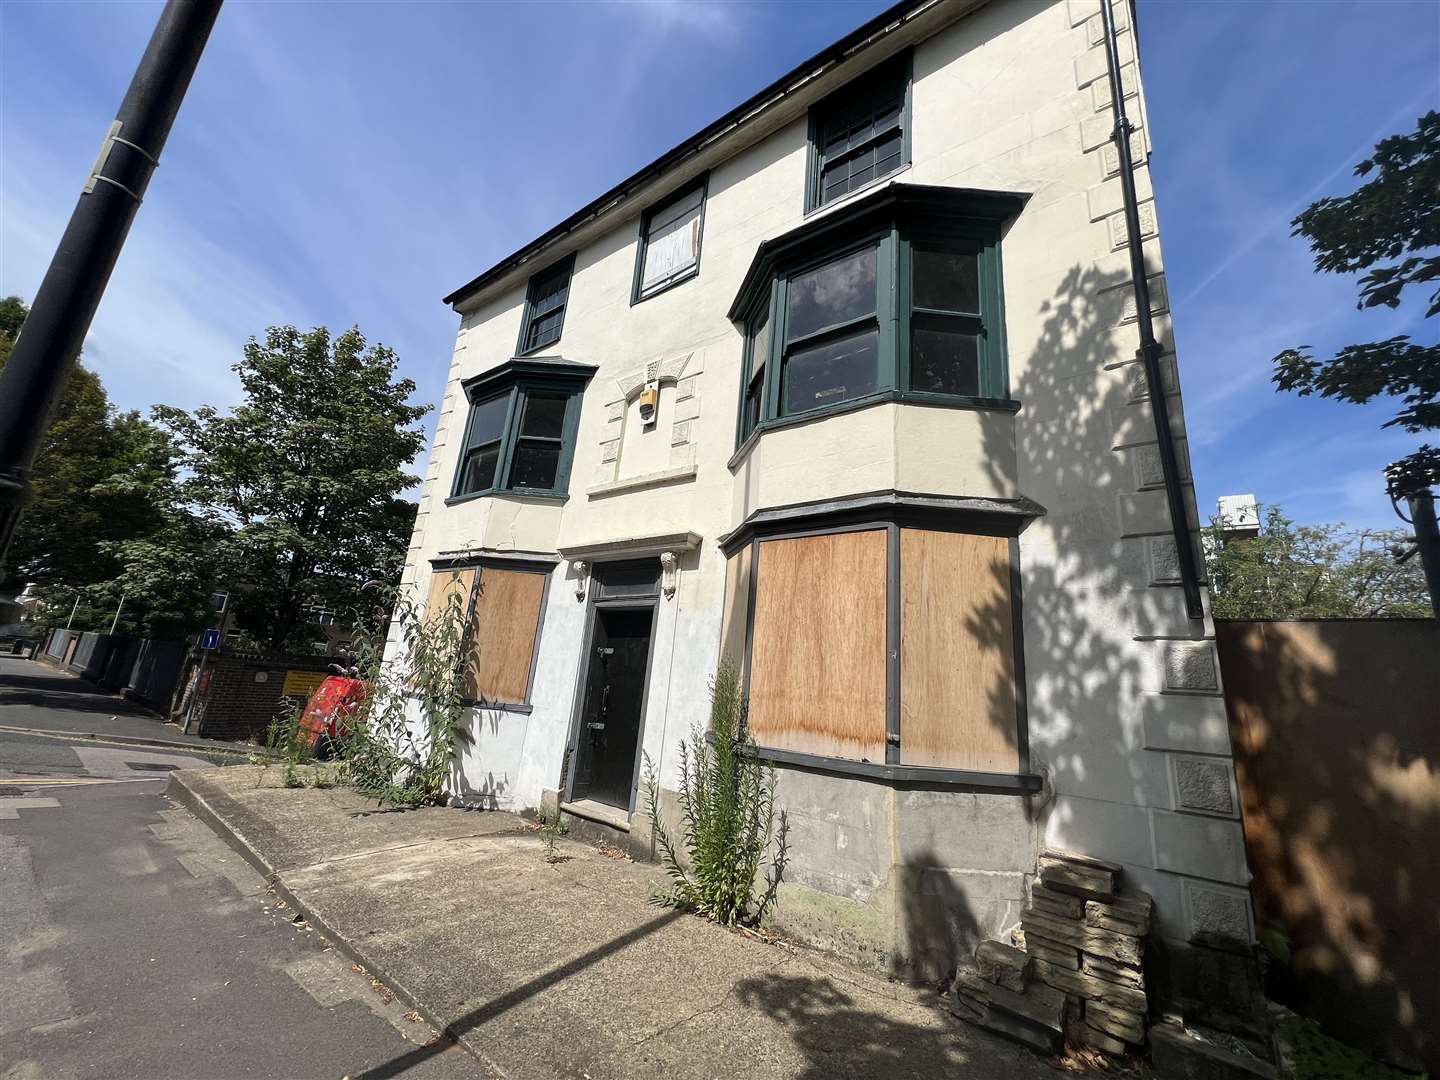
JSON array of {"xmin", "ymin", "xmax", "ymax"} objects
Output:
[{"xmin": 0, "ymin": 0, "xmax": 223, "ymax": 573}]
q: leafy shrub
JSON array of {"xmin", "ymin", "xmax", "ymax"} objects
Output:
[
  {"xmin": 642, "ymin": 663, "xmax": 785, "ymax": 927},
  {"xmin": 334, "ymin": 572, "xmax": 473, "ymax": 808}
]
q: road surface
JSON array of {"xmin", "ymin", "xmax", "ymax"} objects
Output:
[{"xmin": 0, "ymin": 656, "xmax": 487, "ymax": 1080}]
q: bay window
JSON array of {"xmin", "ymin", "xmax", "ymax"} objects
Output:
[
  {"xmin": 451, "ymin": 357, "xmax": 595, "ymax": 502},
  {"xmin": 733, "ymin": 185, "xmax": 1025, "ymax": 444}
]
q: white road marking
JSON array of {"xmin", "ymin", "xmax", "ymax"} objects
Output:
[
  {"xmin": 0, "ymin": 798, "xmax": 61, "ymax": 820},
  {"xmin": 71, "ymin": 745, "xmax": 212, "ymax": 778}
]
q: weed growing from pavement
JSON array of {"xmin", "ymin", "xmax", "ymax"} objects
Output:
[
  {"xmin": 537, "ymin": 811, "xmax": 569, "ymax": 863},
  {"xmin": 642, "ymin": 662, "xmax": 787, "ymax": 927}
]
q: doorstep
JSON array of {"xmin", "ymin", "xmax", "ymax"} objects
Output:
[{"xmin": 561, "ymin": 797, "xmax": 631, "ymax": 832}]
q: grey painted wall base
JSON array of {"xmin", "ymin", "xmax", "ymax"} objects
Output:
[
  {"xmin": 766, "ymin": 767, "xmax": 1041, "ymax": 982},
  {"xmin": 628, "ymin": 767, "xmax": 1041, "ymax": 983}
]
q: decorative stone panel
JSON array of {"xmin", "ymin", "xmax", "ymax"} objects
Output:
[
  {"xmin": 1170, "ymin": 755, "xmax": 1238, "ymax": 818},
  {"xmin": 1181, "ymin": 879, "xmax": 1253, "ymax": 944},
  {"xmin": 1099, "ymin": 132, "xmax": 1147, "ymax": 179},
  {"xmin": 1124, "ymin": 354, "xmax": 1179, "ymax": 402},
  {"xmin": 1149, "ymin": 535, "xmax": 1181, "ymax": 584},
  {"xmin": 1091, "ymin": 63, "xmax": 1138, "ymax": 111},
  {"xmin": 594, "ymin": 350, "xmax": 705, "ymax": 487},
  {"xmin": 1164, "ymin": 643, "xmax": 1219, "ymax": 693},
  {"xmin": 1118, "ymin": 275, "xmax": 1167, "ymax": 323},
  {"xmin": 1108, "ymin": 201, "xmax": 1157, "ymax": 250}
]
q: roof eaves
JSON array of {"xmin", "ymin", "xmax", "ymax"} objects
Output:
[{"xmin": 442, "ymin": 0, "xmax": 956, "ymax": 311}]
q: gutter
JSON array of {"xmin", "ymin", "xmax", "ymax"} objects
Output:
[{"xmin": 1099, "ymin": 0, "xmax": 1204, "ymax": 621}]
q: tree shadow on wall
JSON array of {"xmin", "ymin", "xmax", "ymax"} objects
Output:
[
  {"xmin": 972, "ymin": 263, "xmax": 1169, "ymax": 849},
  {"xmin": 1219, "ymin": 617, "xmax": 1440, "ymax": 1072},
  {"xmin": 892, "ymin": 846, "xmax": 981, "ymax": 986}
]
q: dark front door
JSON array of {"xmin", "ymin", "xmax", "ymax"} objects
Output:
[{"xmin": 570, "ymin": 606, "xmax": 654, "ymax": 809}]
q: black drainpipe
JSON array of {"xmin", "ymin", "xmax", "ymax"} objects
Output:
[{"xmin": 1099, "ymin": 0, "xmax": 1204, "ymax": 620}]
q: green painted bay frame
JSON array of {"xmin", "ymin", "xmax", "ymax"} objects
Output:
[
  {"xmin": 516, "ymin": 252, "xmax": 577, "ymax": 357},
  {"xmin": 630, "ymin": 173, "xmax": 710, "ymax": 306},
  {"xmin": 448, "ymin": 356, "xmax": 597, "ymax": 504},
  {"xmin": 730, "ymin": 183, "xmax": 1030, "ymax": 452},
  {"xmin": 717, "ymin": 489, "xmax": 1047, "ymax": 792},
  {"xmin": 427, "ymin": 549, "xmax": 562, "ymax": 714},
  {"xmin": 805, "ymin": 51, "xmax": 913, "ymax": 214}
]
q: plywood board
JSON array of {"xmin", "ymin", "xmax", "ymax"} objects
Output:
[
  {"xmin": 470, "ymin": 567, "xmax": 546, "ymax": 704},
  {"xmin": 748, "ymin": 530, "xmax": 887, "ymax": 762},
  {"xmin": 899, "ymin": 529, "xmax": 1018, "ymax": 772},
  {"xmin": 425, "ymin": 567, "xmax": 476, "ymax": 628},
  {"xmin": 719, "ymin": 544, "xmax": 753, "ymax": 670}
]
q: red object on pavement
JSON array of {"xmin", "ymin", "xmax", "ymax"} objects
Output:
[{"xmin": 297, "ymin": 675, "xmax": 367, "ymax": 751}]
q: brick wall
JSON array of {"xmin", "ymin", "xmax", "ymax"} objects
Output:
[{"xmin": 191, "ymin": 648, "xmax": 337, "ymax": 741}]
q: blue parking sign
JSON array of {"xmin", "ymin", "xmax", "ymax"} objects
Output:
[{"xmin": 201, "ymin": 628, "xmax": 221, "ymax": 650}]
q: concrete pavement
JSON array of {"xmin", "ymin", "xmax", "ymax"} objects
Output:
[
  {"xmin": 0, "ymin": 664, "xmax": 492, "ymax": 1079},
  {"xmin": 170, "ymin": 765, "xmax": 1067, "ymax": 1080}
]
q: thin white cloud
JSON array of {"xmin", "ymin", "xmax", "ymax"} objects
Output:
[{"xmin": 1177, "ymin": 88, "xmax": 1439, "ymax": 309}]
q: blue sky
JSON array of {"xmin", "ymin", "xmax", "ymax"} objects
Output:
[{"xmin": 2, "ymin": 0, "xmax": 1437, "ymax": 530}]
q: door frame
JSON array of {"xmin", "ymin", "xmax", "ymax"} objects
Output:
[{"xmin": 562, "ymin": 562, "xmax": 662, "ymax": 814}]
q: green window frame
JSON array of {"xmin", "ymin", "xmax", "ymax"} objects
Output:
[
  {"xmin": 806, "ymin": 53, "xmax": 912, "ymax": 213},
  {"xmin": 450, "ymin": 360, "xmax": 595, "ymax": 503},
  {"xmin": 631, "ymin": 176, "xmax": 708, "ymax": 304},
  {"xmin": 734, "ymin": 187, "xmax": 1023, "ymax": 447},
  {"xmin": 516, "ymin": 254, "xmax": 576, "ymax": 355}
]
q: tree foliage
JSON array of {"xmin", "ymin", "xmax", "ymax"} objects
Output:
[
  {"xmin": 1, "ymin": 297, "xmax": 205, "ymax": 631},
  {"xmin": 154, "ymin": 325, "xmax": 427, "ymax": 649},
  {"xmin": 1272, "ymin": 111, "xmax": 1439, "ymax": 496},
  {"xmin": 1206, "ymin": 505, "xmax": 1431, "ymax": 619}
]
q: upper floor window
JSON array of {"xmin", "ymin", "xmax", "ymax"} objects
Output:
[
  {"xmin": 451, "ymin": 358, "xmax": 596, "ymax": 502},
  {"xmin": 517, "ymin": 254, "xmax": 575, "ymax": 354},
  {"xmin": 633, "ymin": 178, "xmax": 707, "ymax": 303},
  {"xmin": 807, "ymin": 54, "xmax": 911, "ymax": 212},
  {"xmin": 733, "ymin": 185, "xmax": 1026, "ymax": 445}
]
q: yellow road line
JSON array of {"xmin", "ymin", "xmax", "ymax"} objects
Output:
[{"xmin": 1, "ymin": 775, "xmax": 164, "ymax": 786}]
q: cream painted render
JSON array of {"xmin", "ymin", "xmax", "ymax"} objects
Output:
[{"xmin": 398, "ymin": 0, "xmax": 1251, "ymax": 968}]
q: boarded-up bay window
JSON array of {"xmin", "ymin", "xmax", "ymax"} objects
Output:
[
  {"xmin": 468, "ymin": 567, "xmax": 546, "ymax": 704},
  {"xmin": 899, "ymin": 530, "xmax": 1018, "ymax": 773},
  {"xmin": 747, "ymin": 530, "xmax": 888, "ymax": 762},
  {"xmin": 425, "ymin": 564, "xmax": 547, "ymax": 706},
  {"xmin": 425, "ymin": 567, "xmax": 476, "ymax": 628},
  {"xmin": 730, "ymin": 522, "xmax": 1023, "ymax": 776}
]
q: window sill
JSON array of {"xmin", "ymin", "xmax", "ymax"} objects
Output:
[
  {"xmin": 514, "ymin": 340, "xmax": 561, "ymax": 358},
  {"xmin": 445, "ymin": 488, "xmax": 570, "ymax": 508},
  {"xmin": 804, "ymin": 163, "xmax": 911, "ymax": 220},
  {"xmin": 728, "ymin": 391, "xmax": 1022, "ymax": 470},
  {"xmin": 631, "ymin": 265, "xmax": 699, "ymax": 306},
  {"xmin": 742, "ymin": 744, "xmax": 1042, "ymax": 794},
  {"xmin": 464, "ymin": 699, "xmax": 532, "ymax": 715}
]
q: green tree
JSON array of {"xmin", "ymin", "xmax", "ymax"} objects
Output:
[
  {"xmin": 154, "ymin": 325, "xmax": 427, "ymax": 649},
  {"xmin": 0, "ymin": 296, "xmax": 185, "ymax": 604},
  {"xmin": 1206, "ymin": 505, "xmax": 1431, "ymax": 619},
  {"xmin": 1272, "ymin": 111, "xmax": 1439, "ymax": 497}
]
